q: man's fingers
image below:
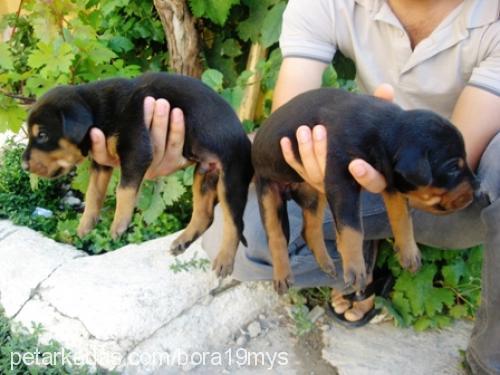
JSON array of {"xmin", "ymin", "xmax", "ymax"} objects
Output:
[
  {"xmin": 374, "ymin": 84, "xmax": 395, "ymax": 102},
  {"xmin": 312, "ymin": 125, "xmax": 327, "ymax": 177},
  {"xmin": 90, "ymin": 128, "xmax": 119, "ymax": 167},
  {"xmin": 149, "ymin": 99, "xmax": 170, "ymax": 166},
  {"xmin": 280, "ymin": 137, "xmax": 306, "ymax": 177},
  {"xmin": 143, "ymin": 96, "xmax": 155, "ymax": 130},
  {"xmin": 348, "ymin": 159, "xmax": 387, "ymax": 193},
  {"xmin": 296, "ymin": 126, "xmax": 324, "ymax": 185},
  {"xmin": 162, "ymin": 108, "xmax": 187, "ymax": 169}
]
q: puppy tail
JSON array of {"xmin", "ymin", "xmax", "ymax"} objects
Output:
[{"xmin": 222, "ymin": 146, "xmax": 254, "ymax": 247}]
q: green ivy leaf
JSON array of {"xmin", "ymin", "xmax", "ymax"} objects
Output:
[
  {"xmin": 424, "ymin": 287, "xmax": 455, "ymax": 317},
  {"xmin": 449, "ymin": 304, "xmax": 468, "ymax": 319},
  {"xmin": 202, "ymin": 69, "xmax": 224, "ymax": 92},
  {"xmin": 27, "ymin": 41, "xmax": 75, "ymax": 78},
  {"xmin": 238, "ymin": 0, "xmax": 280, "ymax": 42},
  {"xmin": 189, "ymin": 0, "xmax": 240, "ymax": 26},
  {"xmin": 220, "ymin": 38, "xmax": 242, "ymax": 57},
  {"xmin": 0, "ymin": 95, "xmax": 26, "ymax": 133},
  {"xmin": 71, "ymin": 159, "xmax": 91, "ymax": 194},
  {"xmin": 162, "ymin": 174, "xmax": 186, "ymax": 207},
  {"xmin": 414, "ymin": 317, "xmax": 432, "ymax": 332},
  {"xmin": 394, "ymin": 265, "xmax": 437, "ymax": 316},
  {"xmin": 391, "ymin": 291, "xmax": 413, "ymax": 326},
  {"xmin": 0, "ymin": 44, "xmax": 14, "ymax": 71},
  {"xmin": 260, "ymin": 1, "xmax": 286, "ymax": 48},
  {"xmin": 442, "ymin": 259, "xmax": 465, "ymax": 288},
  {"xmin": 108, "ymin": 36, "xmax": 134, "ymax": 53},
  {"xmin": 143, "ymin": 179, "xmax": 167, "ymax": 225}
]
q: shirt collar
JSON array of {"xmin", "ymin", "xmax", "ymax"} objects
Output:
[{"xmin": 354, "ymin": 0, "xmax": 499, "ymax": 29}]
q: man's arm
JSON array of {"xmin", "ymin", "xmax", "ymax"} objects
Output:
[{"xmin": 451, "ymin": 86, "xmax": 500, "ymax": 171}]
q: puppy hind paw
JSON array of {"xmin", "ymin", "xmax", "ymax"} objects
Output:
[
  {"xmin": 273, "ymin": 277, "xmax": 293, "ymax": 295},
  {"xmin": 319, "ymin": 258, "xmax": 337, "ymax": 279},
  {"xmin": 212, "ymin": 253, "xmax": 235, "ymax": 278},
  {"xmin": 343, "ymin": 267, "xmax": 367, "ymax": 292},
  {"xmin": 110, "ymin": 220, "xmax": 130, "ymax": 240},
  {"xmin": 398, "ymin": 251, "xmax": 422, "ymax": 273},
  {"xmin": 170, "ymin": 239, "xmax": 192, "ymax": 256},
  {"xmin": 77, "ymin": 216, "xmax": 98, "ymax": 238}
]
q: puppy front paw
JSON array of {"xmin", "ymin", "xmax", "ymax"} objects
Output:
[
  {"xmin": 110, "ymin": 219, "xmax": 130, "ymax": 240},
  {"xmin": 343, "ymin": 259, "xmax": 367, "ymax": 292},
  {"xmin": 273, "ymin": 268, "xmax": 293, "ymax": 295},
  {"xmin": 319, "ymin": 257, "xmax": 337, "ymax": 278},
  {"xmin": 396, "ymin": 242, "xmax": 421, "ymax": 273},
  {"xmin": 170, "ymin": 239, "xmax": 193, "ymax": 256},
  {"xmin": 77, "ymin": 214, "xmax": 98, "ymax": 238},
  {"xmin": 212, "ymin": 252, "xmax": 235, "ymax": 278}
]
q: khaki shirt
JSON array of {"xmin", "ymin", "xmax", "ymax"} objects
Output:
[{"xmin": 279, "ymin": 0, "xmax": 500, "ymax": 118}]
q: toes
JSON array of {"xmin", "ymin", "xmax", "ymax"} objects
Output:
[
  {"xmin": 212, "ymin": 255, "xmax": 234, "ymax": 278},
  {"xmin": 321, "ymin": 260, "xmax": 337, "ymax": 278},
  {"xmin": 273, "ymin": 277, "xmax": 292, "ymax": 295},
  {"xmin": 398, "ymin": 251, "xmax": 422, "ymax": 273},
  {"xmin": 343, "ymin": 267, "xmax": 367, "ymax": 292},
  {"xmin": 170, "ymin": 239, "xmax": 191, "ymax": 256},
  {"xmin": 110, "ymin": 220, "xmax": 130, "ymax": 239}
]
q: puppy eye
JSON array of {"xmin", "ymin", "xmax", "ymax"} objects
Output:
[
  {"xmin": 37, "ymin": 132, "xmax": 49, "ymax": 143},
  {"xmin": 447, "ymin": 168, "xmax": 461, "ymax": 178}
]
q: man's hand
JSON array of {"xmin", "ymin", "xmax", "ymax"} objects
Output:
[
  {"xmin": 279, "ymin": 84, "xmax": 394, "ymax": 194},
  {"xmin": 90, "ymin": 97, "xmax": 189, "ymax": 180}
]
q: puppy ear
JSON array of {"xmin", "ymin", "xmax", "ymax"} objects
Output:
[
  {"xmin": 395, "ymin": 146, "xmax": 432, "ymax": 186},
  {"xmin": 61, "ymin": 102, "xmax": 93, "ymax": 144}
]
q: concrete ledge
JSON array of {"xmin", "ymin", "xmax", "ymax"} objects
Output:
[{"xmin": 0, "ymin": 220, "xmax": 474, "ymax": 374}]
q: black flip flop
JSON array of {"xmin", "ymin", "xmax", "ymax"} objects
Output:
[{"xmin": 325, "ymin": 268, "xmax": 395, "ymax": 328}]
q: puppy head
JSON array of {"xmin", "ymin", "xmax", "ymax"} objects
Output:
[
  {"xmin": 394, "ymin": 110, "xmax": 476, "ymax": 214},
  {"xmin": 22, "ymin": 86, "xmax": 93, "ymax": 178}
]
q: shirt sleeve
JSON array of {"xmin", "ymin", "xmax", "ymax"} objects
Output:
[
  {"xmin": 468, "ymin": 23, "xmax": 500, "ymax": 96},
  {"xmin": 279, "ymin": 0, "xmax": 337, "ymax": 63}
]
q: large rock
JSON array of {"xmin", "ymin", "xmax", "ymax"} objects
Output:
[
  {"xmin": 13, "ymin": 232, "xmax": 279, "ymax": 372},
  {"xmin": 0, "ymin": 220, "xmax": 86, "ymax": 318},
  {"xmin": 322, "ymin": 320, "xmax": 473, "ymax": 374}
]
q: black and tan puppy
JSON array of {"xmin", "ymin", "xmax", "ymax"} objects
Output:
[
  {"xmin": 252, "ymin": 88, "xmax": 476, "ymax": 294},
  {"xmin": 22, "ymin": 72, "xmax": 253, "ymax": 276}
]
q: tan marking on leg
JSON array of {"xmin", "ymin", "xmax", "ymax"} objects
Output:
[
  {"xmin": 106, "ymin": 135, "xmax": 119, "ymax": 160},
  {"xmin": 336, "ymin": 226, "xmax": 366, "ymax": 290},
  {"xmin": 171, "ymin": 171, "xmax": 218, "ymax": 255},
  {"xmin": 301, "ymin": 190, "xmax": 336, "ymax": 277},
  {"xmin": 110, "ymin": 186, "xmax": 138, "ymax": 239},
  {"xmin": 260, "ymin": 186, "xmax": 291, "ymax": 294},
  {"xmin": 77, "ymin": 167, "xmax": 113, "ymax": 237},
  {"xmin": 382, "ymin": 191, "xmax": 421, "ymax": 272},
  {"xmin": 211, "ymin": 174, "xmax": 240, "ymax": 278}
]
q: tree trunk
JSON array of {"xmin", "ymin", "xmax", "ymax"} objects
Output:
[{"xmin": 153, "ymin": 0, "xmax": 203, "ymax": 77}]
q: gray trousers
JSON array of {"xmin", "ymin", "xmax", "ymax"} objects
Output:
[{"xmin": 202, "ymin": 133, "xmax": 500, "ymax": 374}]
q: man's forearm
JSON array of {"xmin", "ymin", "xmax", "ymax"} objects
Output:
[
  {"xmin": 451, "ymin": 86, "xmax": 500, "ymax": 171},
  {"xmin": 272, "ymin": 57, "xmax": 328, "ymax": 111}
]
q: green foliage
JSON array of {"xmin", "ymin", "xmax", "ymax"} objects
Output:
[
  {"xmin": 376, "ymin": 241, "xmax": 482, "ymax": 330},
  {"xmin": 0, "ymin": 140, "xmax": 191, "ymax": 254},
  {"xmin": 169, "ymin": 252, "xmax": 212, "ymax": 273},
  {"xmin": 0, "ymin": 307, "xmax": 104, "ymax": 374},
  {"xmin": 0, "ymin": 0, "xmax": 164, "ymax": 129},
  {"xmin": 287, "ymin": 289, "xmax": 315, "ymax": 336},
  {"xmin": 189, "ymin": 0, "xmax": 241, "ymax": 26}
]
